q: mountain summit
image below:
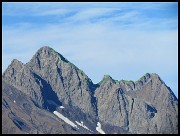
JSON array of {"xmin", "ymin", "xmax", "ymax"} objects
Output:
[{"xmin": 2, "ymin": 46, "xmax": 178, "ymax": 134}]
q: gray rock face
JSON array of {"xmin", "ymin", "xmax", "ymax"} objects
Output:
[
  {"xmin": 3, "ymin": 46, "xmax": 96, "ymax": 117},
  {"xmin": 95, "ymin": 73, "xmax": 178, "ymax": 134},
  {"xmin": 2, "ymin": 46, "xmax": 178, "ymax": 134},
  {"xmin": 2, "ymin": 79, "xmax": 77, "ymax": 134},
  {"xmin": 27, "ymin": 47, "xmax": 97, "ymax": 117}
]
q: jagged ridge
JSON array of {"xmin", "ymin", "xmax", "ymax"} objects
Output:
[{"xmin": 2, "ymin": 46, "xmax": 178, "ymax": 134}]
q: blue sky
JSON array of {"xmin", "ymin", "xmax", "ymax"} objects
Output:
[{"xmin": 2, "ymin": 2, "xmax": 178, "ymax": 97}]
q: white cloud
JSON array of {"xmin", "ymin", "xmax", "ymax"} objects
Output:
[
  {"xmin": 68, "ymin": 8, "xmax": 119, "ymax": 22},
  {"xmin": 3, "ymin": 22, "xmax": 177, "ymax": 69}
]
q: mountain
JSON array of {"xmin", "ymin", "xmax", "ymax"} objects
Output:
[{"xmin": 2, "ymin": 46, "xmax": 178, "ymax": 134}]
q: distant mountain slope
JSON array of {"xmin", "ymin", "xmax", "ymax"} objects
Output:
[{"xmin": 2, "ymin": 46, "xmax": 178, "ymax": 134}]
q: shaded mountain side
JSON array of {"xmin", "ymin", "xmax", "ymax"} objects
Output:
[
  {"xmin": 2, "ymin": 79, "xmax": 79, "ymax": 134},
  {"xmin": 27, "ymin": 46, "xmax": 97, "ymax": 119},
  {"xmin": 3, "ymin": 46, "xmax": 97, "ymax": 120},
  {"xmin": 2, "ymin": 46, "xmax": 178, "ymax": 134}
]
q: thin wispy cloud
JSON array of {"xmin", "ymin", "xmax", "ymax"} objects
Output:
[{"xmin": 2, "ymin": 2, "xmax": 178, "ymax": 97}]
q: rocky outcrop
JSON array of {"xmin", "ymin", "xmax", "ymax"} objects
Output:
[
  {"xmin": 2, "ymin": 79, "xmax": 78, "ymax": 134},
  {"xmin": 2, "ymin": 46, "xmax": 178, "ymax": 134},
  {"xmin": 95, "ymin": 73, "xmax": 178, "ymax": 134},
  {"xmin": 3, "ymin": 46, "xmax": 97, "ymax": 118}
]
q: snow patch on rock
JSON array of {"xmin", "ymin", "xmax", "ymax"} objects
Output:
[
  {"xmin": 60, "ymin": 106, "xmax": 64, "ymax": 109},
  {"xmin": 96, "ymin": 122, "xmax": 105, "ymax": 134},
  {"xmin": 75, "ymin": 121, "xmax": 93, "ymax": 132},
  {"xmin": 53, "ymin": 111, "xmax": 78, "ymax": 129}
]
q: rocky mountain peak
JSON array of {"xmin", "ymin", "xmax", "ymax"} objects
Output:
[
  {"xmin": 150, "ymin": 73, "xmax": 162, "ymax": 81},
  {"xmin": 8, "ymin": 59, "xmax": 24, "ymax": 69},
  {"xmin": 31, "ymin": 46, "xmax": 68, "ymax": 62},
  {"xmin": 3, "ymin": 59, "xmax": 24, "ymax": 79},
  {"xmin": 11, "ymin": 59, "xmax": 23, "ymax": 65},
  {"xmin": 38, "ymin": 45, "xmax": 52, "ymax": 50},
  {"xmin": 98, "ymin": 75, "xmax": 115, "ymax": 85},
  {"xmin": 25, "ymin": 46, "xmax": 71, "ymax": 73},
  {"xmin": 103, "ymin": 75, "xmax": 113, "ymax": 80},
  {"xmin": 2, "ymin": 47, "xmax": 178, "ymax": 134},
  {"xmin": 135, "ymin": 73, "xmax": 151, "ymax": 83},
  {"xmin": 35, "ymin": 46, "xmax": 65, "ymax": 60}
]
